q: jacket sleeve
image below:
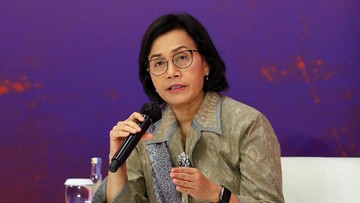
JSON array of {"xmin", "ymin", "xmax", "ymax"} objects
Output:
[
  {"xmin": 237, "ymin": 113, "xmax": 284, "ymax": 203},
  {"xmin": 92, "ymin": 147, "xmax": 148, "ymax": 203}
]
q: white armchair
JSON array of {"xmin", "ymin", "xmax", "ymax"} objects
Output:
[{"xmin": 281, "ymin": 157, "xmax": 360, "ymax": 203}]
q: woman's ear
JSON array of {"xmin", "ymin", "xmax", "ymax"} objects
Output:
[{"xmin": 203, "ymin": 60, "xmax": 210, "ymax": 76}]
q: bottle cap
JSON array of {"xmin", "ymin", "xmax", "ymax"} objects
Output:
[
  {"xmin": 64, "ymin": 178, "xmax": 93, "ymax": 186},
  {"xmin": 91, "ymin": 157, "xmax": 102, "ymax": 164}
]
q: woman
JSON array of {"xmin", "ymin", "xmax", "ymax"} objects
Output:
[{"xmin": 93, "ymin": 13, "xmax": 284, "ymax": 203}]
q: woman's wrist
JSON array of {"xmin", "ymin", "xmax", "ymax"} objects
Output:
[{"xmin": 210, "ymin": 184, "xmax": 222, "ymax": 202}]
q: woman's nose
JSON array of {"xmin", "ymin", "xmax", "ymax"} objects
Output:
[{"xmin": 166, "ymin": 61, "xmax": 180, "ymax": 78}]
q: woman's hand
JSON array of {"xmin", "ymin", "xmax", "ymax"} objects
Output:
[
  {"xmin": 170, "ymin": 167, "xmax": 221, "ymax": 202},
  {"xmin": 106, "ymin": 112, "xmax": 154, "ymax": 202},
  {"xmin": 109, "ymin": 112, "xmax": 153, "ymax": 158}
]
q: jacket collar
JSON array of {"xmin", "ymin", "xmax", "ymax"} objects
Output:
[{"xmin": 146, "ymin": 92, "xmax": 222, "ymax": 145}]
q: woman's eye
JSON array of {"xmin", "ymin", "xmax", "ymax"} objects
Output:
[
  {"xmin": 179, "ymin": 56, "xmax": 186, "ymax": 60},
  {"xmin": 154, "ymin": 61, "xmax": 165, "ymax": 67},
  {"xmin": 177, "ymin": 55, "xmax": 188, "ymax": 61}
]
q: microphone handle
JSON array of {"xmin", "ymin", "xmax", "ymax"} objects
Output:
[{"xmin": 108, "ymin": 115, "xmax": 151, "ymax": 173}]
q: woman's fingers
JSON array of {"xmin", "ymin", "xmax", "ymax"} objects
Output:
[
  {"xmin": 109, "ymin": 112, "xmax": 148, "ymax": 156},
  {"xmin": 170, "ymin": 167, "xmax": 221, "ymax": 202},
  {"xmin": 110, "ymin": 112, "xmax": 144, "ymax": 139}
]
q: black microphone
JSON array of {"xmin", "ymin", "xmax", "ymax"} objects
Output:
[{"xmin": 108, "ymin": 102, "xmax": 162, "ymax": 173}]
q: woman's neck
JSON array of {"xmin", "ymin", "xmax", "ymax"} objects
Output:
[{"xmin": 171, "ymin": 92, "xmax": 206, "ymax": 134}]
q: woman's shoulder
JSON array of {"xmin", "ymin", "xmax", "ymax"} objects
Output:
[
  {"xmin": 220, "ymin": 94, "xmax": 262, "ymax": 117},
  {"xmin": 218, "ymin": 94, "xmax": 274, "ymax": 132}
]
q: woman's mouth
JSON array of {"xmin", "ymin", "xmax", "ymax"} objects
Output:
[{"xmin": 167, "ymin": 84, "xmax": 186, "ymax": 92}]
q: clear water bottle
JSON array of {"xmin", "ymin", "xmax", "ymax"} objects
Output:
[{"xmin": 90, "ymin": 157, "xmax": 102, "ymax": 195}]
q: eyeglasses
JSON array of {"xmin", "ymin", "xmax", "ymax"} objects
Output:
[{"xmin": 146, "ymin": 50, "xmax": 199, "ymax": 76}]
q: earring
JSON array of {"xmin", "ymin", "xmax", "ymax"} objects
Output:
[{"xmin": 205, "ymin": 73, "xmax": 209, "ymax": 81}]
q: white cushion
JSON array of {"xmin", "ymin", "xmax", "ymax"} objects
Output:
[{"xmin": 281, "ymin": 157, "xmax": 360, "ymax": 203}]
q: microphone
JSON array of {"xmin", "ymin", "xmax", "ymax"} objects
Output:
[{"xmin": 108, "ymin": 102, "xmax": 162, "ymax": 173}]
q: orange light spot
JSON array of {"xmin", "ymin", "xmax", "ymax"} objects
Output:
[
  {"xmin": 27, "ymin": 101, "xmax": 38, "ymax": 109},
  {"xmin": 260, "ymin": 67, "xmax": 274, "ymax": 82},
  {"xmin": 280, "ymin": 70, "xmax": 287, "ymax": 76},
  {"xmin": 0, "ymin": 85, "xmax": 9, "ymax": 95},
  {"xmin": 21, "ymin": 75, "xmax": 28, "ymax": 80},
  {"xmin": 295, "ymin": 55, "xmax": 309, "ymax": 83},
  {"xmin": 316, "ymin": 60, "xmax": 324, "ymax": 66},
  {"xmin": 12, "ymin": 82, "xmax": 25, "ymax": 92},
  {"xmin": 23, "ymin": 82, "xmax": 31, "ymax": 89},
  {"xmin": 313, "ymin": 96, "xmax": 320, "ymax": 104},
  {"xmin": 34, "ymin": 83, "xmax": 43, "ymax": 89},
  {"xmin": 296, "ymin": 61, "xmax": 305, "ymax": 70},
  {"xmin": 331, "ymin": 127, "xmax": 339, "ymax": 139}
]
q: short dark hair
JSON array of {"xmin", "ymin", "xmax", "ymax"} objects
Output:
[{"xmin": 139, "ymin": 12, "xmax": 229, "ymax": 104}]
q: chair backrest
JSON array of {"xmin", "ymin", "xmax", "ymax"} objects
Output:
[{"xmin": 281, "ymin": 157, "xmax": 360, "ymax": 203}]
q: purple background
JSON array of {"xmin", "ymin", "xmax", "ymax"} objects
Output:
[{"xmin": 1, "ymin": 0, "xmax": 359, "ymax": 202}]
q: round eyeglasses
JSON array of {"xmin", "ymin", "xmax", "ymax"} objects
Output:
[{"xmin": 146, "ymin": 50, "xmax": 199, "ymax": 76}]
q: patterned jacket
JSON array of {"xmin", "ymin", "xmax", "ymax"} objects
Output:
[{"xmin": 93, "ymin": 92, "xmax": 284, "ymax": 203}]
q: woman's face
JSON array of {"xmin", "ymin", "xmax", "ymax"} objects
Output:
[{"xmin": 148, "ymin": 29, "xmax": 209, "ymax": 108}]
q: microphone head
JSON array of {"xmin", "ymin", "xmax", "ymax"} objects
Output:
[{"xmin": 140, "ymin": 102, "xmax": 162, "ymax": 123}]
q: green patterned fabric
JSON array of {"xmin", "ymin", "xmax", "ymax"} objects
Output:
[{"xmin": 93, "ymin": 92, "xmax": 284, "ymax": 203}]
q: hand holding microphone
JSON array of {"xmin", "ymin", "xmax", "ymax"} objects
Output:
[{"xmin": 108, "ymin": 102, "xmax": 162, "ymax": 173}]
